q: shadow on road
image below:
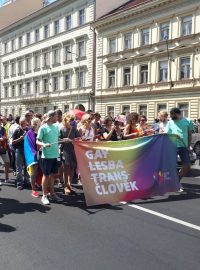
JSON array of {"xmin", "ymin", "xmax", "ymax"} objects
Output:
[
  {"xmin": 57, "ymin": 191, "xmax": 124, "ymax": 214},
  {"xmin": 134, "ymin": 182, "xmax": 200, "ymax": 205},
  {"xmin": 0, "ymin": 197, "xmax": 50, "ymax": 233}
]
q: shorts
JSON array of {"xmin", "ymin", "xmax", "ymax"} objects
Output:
[
  {"xmin": 41, "ymin": 158, "xmax": 58, "ymax": 176},
  {"xmin": 0, "ymin": 152, "xmax": 9, "ymax": 164},
  {"xmin": 177, "ymin": 147, "xmax": 190, "ymax": 165}
]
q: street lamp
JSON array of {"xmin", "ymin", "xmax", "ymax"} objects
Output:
[
  {"xmin": 67, "ymin": 50, "xmax": 81, "ymax": 110},
  {"xmin": 164, "ymin": 36, "xmax": 174, "ymax": 88}
]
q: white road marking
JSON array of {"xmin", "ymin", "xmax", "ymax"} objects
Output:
[{"xmin": 121, "ymin": 202, "xmax": 200, "ymax": 231}]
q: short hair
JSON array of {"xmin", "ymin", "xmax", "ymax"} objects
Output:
[
  {"xmin": 158, "ymin": 110, "xmax": 168, "ymax": 117},
  {"xmin": 15, "ymin": 115, "xmax": 20, "ymax": 124},
  {"xmin": 55, "ymin": 109, "xmax": 62, "ymax": 116},
  {"xmin": 140, "ymin": 115, "xmax": 147, "ymax": 121},
  {"xmin": 19, "ymin": 117, "xmax": 26, "ymax": 124},
  {"xmin": 31, "ymin": 117, "xmax": 41, "ymax": 127},
  {"xmin": 170, "ymin": 107, "xmax": 181, "ymax": 115},
  {"xmin": 103, "ymin": 117, "xmax": 113, "ymax": 126}
]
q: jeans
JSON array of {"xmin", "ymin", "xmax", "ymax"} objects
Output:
[{"xmin": 15, "ymin": 148, "xmax": 29, "ymax": 187}]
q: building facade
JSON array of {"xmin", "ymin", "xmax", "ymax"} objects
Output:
[
  {"xmin": 94, "ymin": 0, "xmax": 200, "ymax": 122},
  {"xmin": 0, "ymin": 0, "xmax": 129, "ymax": 116}
]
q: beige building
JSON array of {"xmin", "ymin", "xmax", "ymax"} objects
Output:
[
  {"xmin": 94, "ymin": 0, "xmax": 200, "ymax": 121},
  {"xmin": 0, "ymin": 0, "xmax": 128, "ymax": 116}
]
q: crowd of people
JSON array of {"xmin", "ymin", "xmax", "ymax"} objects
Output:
[{"xmin": 0, "ymin": 107, "xmax": 195, "ymax": 204}]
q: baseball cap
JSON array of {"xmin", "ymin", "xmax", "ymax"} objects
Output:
[{"xmin": 45, "ymin": 110, "xmax": 56, "ymax": 122}]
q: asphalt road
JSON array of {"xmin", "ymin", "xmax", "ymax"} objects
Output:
[{"xmin": 0, "ymin": 165, "xmax": 200, "ymax": 270}]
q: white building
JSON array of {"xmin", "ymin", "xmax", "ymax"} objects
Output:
[
  {"xmin": 0, "ymin": 0, "xmax": 128, "ymax": 116},
  {"xmin": 94, "ymin": 0, "xmax": 200, "ymax": 121}
]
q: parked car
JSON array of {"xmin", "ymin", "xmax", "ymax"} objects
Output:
[{"xmin": 191, "ymin": 133, "xmax": 200, "ymax": 157}]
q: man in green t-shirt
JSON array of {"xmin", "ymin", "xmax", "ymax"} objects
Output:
[
  {"xmin": 37, "ymin": 110, "xmax": 63, "ymax": 205},
  {"xmin": 165, "ymin": 107, "xmax": 194, "ymax": 185}
]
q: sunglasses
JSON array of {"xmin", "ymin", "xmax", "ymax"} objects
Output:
[{"xmin": 140, "ymin": 119, "xmax": 146, "ymax": 122}]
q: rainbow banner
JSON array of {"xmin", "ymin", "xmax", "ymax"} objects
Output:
[{"xmin": 74, "ymin": 134, "xmax": 180, "ymax": 206}]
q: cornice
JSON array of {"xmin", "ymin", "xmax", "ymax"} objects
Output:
[{"xmin": 93, "ymin": 0, "xmax": 183, "ymax": 30}]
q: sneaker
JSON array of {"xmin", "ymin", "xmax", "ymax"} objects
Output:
[
  {"xmin": 41, "ymin": 195, "xmax": 50, "ymax": 205},
  {"xmin": 177, "ymin": 184, "xmax": 184, "ymax": 193},
  {"xmin": 32, "ymin": 191, "xmax": 39, "ymax": 198},
  {"xmin": 58, "ymin": 182, "xmax": 63, "ymax": 188},
  {"xmin": 49, "ymin": 193, "xmax": 63, "ymax": 202},
  {"xmin": 4, "ymin": 179, "xmax": 9, "ymax": 183},
  {"xmin": 0, "ymin": 180, "xmax": 2, "ymax": 186},
  {"xmin": 17, "ymin": 185, "xmax": 23, "ymax": 190}
]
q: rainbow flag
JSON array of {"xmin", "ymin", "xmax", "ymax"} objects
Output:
[
  {"xmin": 24, "ymin": 128, "xmax": 38, "ymax": 169},
  {"xmin": 74, "ymin": 134, "xmax": 180, "ymax": 206}
]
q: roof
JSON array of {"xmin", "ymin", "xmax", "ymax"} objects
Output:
[{"xmin": 98, "ymin": 0, "xmax": 154, "ymax": 20}]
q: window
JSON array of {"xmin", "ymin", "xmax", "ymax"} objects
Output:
[
  {"xmin": 12, "ymin": 108, "xmax": 15, "ymax": 116},
  {"xmin": 11, "ymin": 39, "xmax": 15, "ymax": 51},
  {"xmin": 140, "ymin": 65, "xmax": 148, "ymax": 84},
  {"xmin": 157, "ymin": 104, "xmax": 167, "ymax": 113},
  {"xmin": 4, "ymin": 86, "xmax": 8, "ymax": 98},
  {"xmin": 123, "ymin": 67, "xmax": 131, "ymax": 86},
  {"xmin": 124, "ymin": 33, "xmax": 132, "ymax": 50},
  {"xmin": 181, "ymin": 15, "xmax": 192, "ymax": 36},
  {"xmin": 18, "ymin": 60, "xmax": 23, "ymax": 74},
  {"xmin": 44, "ymin": 25, "xmax": 49, "ymax": 39},
  {"xmin": 43, "ymin": 52, "xmax": 49, "ymax": 67},
  {"xmin": 64, "ymin": 73, "xmax": 71, "ymax": 89},
  {"xmin": 53, "ymin": 48, "xmax": 60, "ymax": 65},
  {"xmin": 26, "ymin": 32, "xmax": 30, "ymax": 45},
  {"xmin": 122, "ymin": 105, "xmax": 130, "ymax": 115},
  {"xmin": 139, "ymin": 105, "xmax": 147, "ymax": 116},
  {"xmin": 26, "ymin": 82, "xmax": 31, "ymax": 95},
  {"xmin": 66, "ymin": 15, "xmax": 72, "ymax": 30},
  {"xmin": 64, "ymin": 45, "xmax": 72, "ymax": 61},
  {"xmin": 108, "ymin": 70, "xmax": 115, "ymax": 88},
  {"xmin": 53, "ymin": 106, "xmax": 58, "ymax": 110},
  {"xmin": 53, "ymin": 77, "xmax": 58, "ymax": 91},
  {"xmin": 79, "ymin": 9, "xmax": 85, "ymax": 25},
  {"xmin": 11, "ymin": 62, "xmax": 16, "ymax": 76},
  {"xmin": 180, "ymin": 57, "xmax": 190, "ymax": 79},
  {"xmin": 159, "ymin": 61, "xmax": 168, "ymax": 81},
  {"xmin": 141, "ymin": 28, "xmax": 149, "ymax": 45},
  {"xmin": 77, "ymin": 40, "xmax": 85, "ymax": 58},
  {"xmin": 34, "ymin": 80, "xmax": 39, "ymax": 93},
  {"xmin": 19, "ymin": 108, "xmax": 22, "ymax": 116},
  {"xmin": 54, "ymin": 20, "xmax": 60, "ymax": 35},
  {"xmin": 19, "ymin": 36, "xmax": 23, "ymax": 49},
  {"xmin": 35, "ymin": 29, "xmax": 40, "ymax": 42},
  {"xmin": 178, "ymin": 103, "xmax": 188, "ymax": 117},
  {"xmin": 4, "ymin": 64, "xmax": 9, "ymax": 77},
  {"xmin": 107, "ymin": 106, "xmax": 114, "ymax": 118},
  {"xmin": 19, "ymin": 84, "xmax": 23, "ymax": 96},
  {"xmin": 11, "ymin": 85, "xmax": 15, "ymax": 97},
  {"xmin": 43, "ymin": 78, "xmax": 49, "ymax": 92},
  {"xmin": 77, "ymin": 70, "xmax": 85, "ymax": 88},
  {"xmin": 43, "ymin": 107, "xmax": 47, "ymax": 114},
  {"xmin": 4, "ymin": 42, "xmax": 8, "ymax": 54},
  {"xmin": 26, "ymin": 57, "xmax": 31, "ymax": 72},
  {"xmin": 64, "ymin": 105, "xmax": 69, "ymax": 112},
  {"xmin": 34, "ymin": 55, "xmax": 40, "ymax": 69},
  {"xmin": 160, "ymin": 22, "xmax": 169, "ymax": 41},
  {"xmin": 109, "ymin": 37, "xmax": 116, "ymax": 54}
]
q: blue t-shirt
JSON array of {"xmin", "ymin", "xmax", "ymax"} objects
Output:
[
  {"xmin": 165, "ymin": 118, "xmax": 193, "ymax": 148},
  {"xmin": 37, "ymin": 123, "xmax": 59, "ymax": 158}
]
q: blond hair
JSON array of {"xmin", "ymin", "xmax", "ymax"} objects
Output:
[
  {"xmin": 158, "ymin": 110, "xmax": 168, "ymax": 118},
  {"xmin": 62, "ymin": 112, "xmax": 75, "ymax": 128}
]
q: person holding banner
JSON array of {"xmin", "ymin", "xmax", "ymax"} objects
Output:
[
  {"xmin": 165, "ymin": 107, "xmax": 193, "ymax": 183},
  {"xmin": 78, "ymin": 114, "xmax": 95, "ymax": 141},
  {"xmin": 36, "ymin": 110, "xmax": 63, "ymax": 205},
  {"xmin": 102, "ymin": 117, "xmax": 119, "ymax": 141},
  {"xmin": 60, "ymin": 112, "xmax": 80, "ymax": 195},
  {"xmin": 123, "ymin": 112, "xmax": 140, "ymax": 139}
]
